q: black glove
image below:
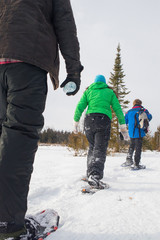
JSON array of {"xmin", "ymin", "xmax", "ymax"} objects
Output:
[{"xmin": 60, "ymin": 73, "xmax": 81, "ymax": 96}]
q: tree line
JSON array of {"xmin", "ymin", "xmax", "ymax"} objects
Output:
[
  {"xmin": 39, "ymin": 128, "xmax": 70, "ymax": 144},
  {"xmin": 39, "ymin": 127, "xmax": 160, "ymax": 153}
]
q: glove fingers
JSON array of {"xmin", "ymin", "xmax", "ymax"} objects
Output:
[
  {"xmin": 61, "ymin": 78, "xmax": 76, "ymax": 88},
  {"xmin": 60, "ymin": 82, "xmax": 66, "ymax": 88},
  {"xmin": 66, "ymin": 88, "xmax": 79, "ymax": 96},
  {"xmin": 66, "ymin": 91, "xmax": 76, "ymax": 96}
]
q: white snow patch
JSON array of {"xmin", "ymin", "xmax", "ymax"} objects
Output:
[{"xmin": 28, "ymin": 146, "xmax": 160, "ymax": 240}]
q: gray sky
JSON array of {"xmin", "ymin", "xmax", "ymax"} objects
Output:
[{"xmin": 43, "ymin": 0, "xmax": 160, "ymax": 134}]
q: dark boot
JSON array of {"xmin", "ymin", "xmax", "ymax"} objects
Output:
[
  {"xmin": 122, "ymin": 138, "xmax": 135, "ymax": 167},
  {"xmin": 0, "ymin": 222, "xmax": 26, "ymax": 240}
]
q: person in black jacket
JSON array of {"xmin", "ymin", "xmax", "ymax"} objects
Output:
[{"xmin": 0, "ymin": 0, "xmax": 83, "ymax": 239}]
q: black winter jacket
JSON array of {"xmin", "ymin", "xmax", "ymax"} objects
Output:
[{"xmin": 0, "ymin": 0, "xmax": 82, "ymax": 89}]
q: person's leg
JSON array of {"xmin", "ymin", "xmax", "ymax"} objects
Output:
[
  {"xmin": 134, "ymin": 138, "xmax": 143, "ymax": 166},
  {"xmin": 86, "ymin": 115, "xmax": 111, "ymax": 180},
  {"xmin": 121, "ymin": 138, "xmax": 135, "ymax": 166},
  {"xmin": 127, "ymin": 138, "xmax": 135, "ymax": 161},
  {"xmin": 84, "ymin": 115, "xmax": 95, "ymax": 178},
  {"xmin": 0, "ymin": 65, "xmax": 7, "ymax": 136},
  {"xmin": 0, "ymin": 63, "xmax": 47, "ymax": 230}
]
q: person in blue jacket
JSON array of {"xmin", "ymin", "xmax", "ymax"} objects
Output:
[{"xmin": 122, "ymin": 99, "xmax": 152, "ymax": 170}]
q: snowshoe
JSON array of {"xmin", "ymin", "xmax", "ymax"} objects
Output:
[
  {"xmin": 121, "ymin": 160, "xmax": 133, "ymax": 167},
  {"xmin": 81, "ymin": 176, "xmax": 88, "ymax": 182},
  {"xmin": 81, "ymin": 187, "xmax": 96, "ymax": 194},
  {"xmin": 130, "ymin": 164, "xmax": 146, "ymax": 171},
  {"xmin": 81, "ymin": 182, "xmax": 110, "ymax": 194},
  {"xmin": 81, "ymin": 175, "xmax": 110, "ymax": 194},
  {"xmin": 5, "ymin": 209, "xmax": 60, "ymax": 240}
]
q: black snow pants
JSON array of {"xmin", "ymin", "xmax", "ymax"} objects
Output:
[
  {"xmin": 126, "ymin": 138, "xmax": 143, "ymax": 165},
  {"xmin": 84, "ymin": 113, "xmax": 111, "ymax": 180},
  {"xmin": 0, "ymin": 63, "xmax": 47, "ymax": 226}
]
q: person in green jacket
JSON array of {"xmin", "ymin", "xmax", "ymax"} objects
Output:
[{"xmin": 73, "ymin": 75, "xmax": 128, "ymax": 188}]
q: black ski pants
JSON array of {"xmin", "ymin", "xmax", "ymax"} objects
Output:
[
  {"xmin": 84, "ymin": 113, "xmax": 111, "ymax": 180},
  {"xmin": 0, "ymin": 63, "xmax": 47, "ymax": 226},
  {"xmin": 126, "ymin": 138, "xmax": 143, "ymax": 165}
]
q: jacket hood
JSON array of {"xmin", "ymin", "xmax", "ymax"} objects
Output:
[{"xmin": 89, "ymin": 82, "xmax": 108, "ymax": 90}]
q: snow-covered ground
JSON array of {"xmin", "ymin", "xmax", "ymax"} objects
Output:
[{"xmin": 28, "ymin": 145, "xmax": 160, "ymax": 240}]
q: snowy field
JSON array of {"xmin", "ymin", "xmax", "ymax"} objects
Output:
[{"xmin": 28, "ymin": 145, "xmax": 160, "ymax": 240}]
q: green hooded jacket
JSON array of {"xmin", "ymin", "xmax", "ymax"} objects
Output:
[{"xmin": 74, "ymin": 82, "xmax": 125, "ymax": 125}]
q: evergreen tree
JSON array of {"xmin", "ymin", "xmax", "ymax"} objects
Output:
[{"xmin": 109, "ymin": 44, "xmax": 130, "ymax": 152}]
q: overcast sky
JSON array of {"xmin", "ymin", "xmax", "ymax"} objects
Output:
[{"xmin": 43, "ymin": 0, "xmax": 160, "ymax": 134}]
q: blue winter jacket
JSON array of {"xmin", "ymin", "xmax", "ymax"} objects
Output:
[{"xmin": 125, "ymin": 105, "xmax": 152, "ymax": 138}]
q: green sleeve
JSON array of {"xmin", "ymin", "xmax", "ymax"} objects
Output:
[
  {"xmin": 111, "ymin": 92, "xmax": 125, "ymax": 125},
  {"xmin": 74, "ymin": 91, "xmax": 88, "ymax": 122}
]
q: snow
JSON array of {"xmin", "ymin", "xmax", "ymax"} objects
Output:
[{"xmin": 28, "ymin": 145, "xmax": 160, "ymax": 240}]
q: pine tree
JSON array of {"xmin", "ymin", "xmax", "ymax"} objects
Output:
[{"xmin": 109, "ymin": 44, "xmax": 130, "ymax": 152}]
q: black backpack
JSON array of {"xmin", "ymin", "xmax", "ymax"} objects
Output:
[{"xmin": 133, "ymin": 108, "xmax": 149, "ymax": 137}]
